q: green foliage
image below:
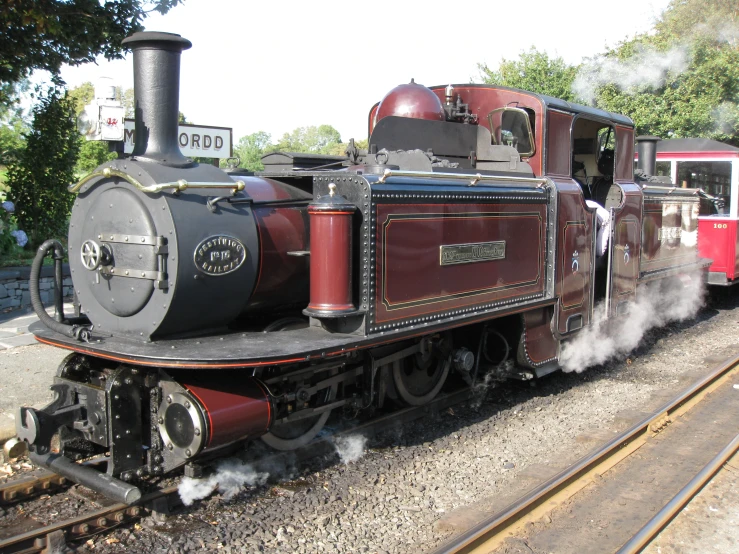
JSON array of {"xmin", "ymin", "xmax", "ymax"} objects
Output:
[
  {"xmin": 0, "ymin": 247, "xmax": 54, "ymax": 268},
  {"xmin": 122, "ymin": 88, "xmax": 135, "ymax": 119},
  {"xmin": 0, "ymin": 80, "xmax": 29, "ymax": 167},
  {"xmin": 0, "ymin": 206, "xmax": 15, "ymax": 253},
  {"xmin": 6, "ymin": 86, "xmax": 80, "ymax": 248},
  {"xmin": 478, "ymin": 48, "xmax": 579, "ymax": 101},
  {"xmin": 232, "ymin": 128, "xmax": 368, "ymax": 172},
  {"xmin": 0, "ymin": 0, "xmax": 183, "ymax": 107},
  {"xmin": 0, "ymin": 118, "xmax": 27, "ymax": 167},
  {"xmin": 274, "ymin": 125, "xmax": 342, "ymax": 154},
  {"xmin": 0, "ymin": 203, "xmax": 24, "ymax": 258},
  {"xmin": 67, "ymin": 82, "xmax": 95, "ymax": 115},
  {"xmin": 76, "ymin": 141, "xmax": 116, "ymax": 175},
  {"xmin": 655, "ymin": 0, "xmax": 738, "ymax": 42},
  {"xmin": 473, "ymin": 1, "xmax": 739, "ymax": 144},
  {"xmin": 585, "ymin": 0, "xmax": 739, "ymax": 144},
  {"xmin": 234, "ymin": 131, "xmax": 273, "ymax": 172}
]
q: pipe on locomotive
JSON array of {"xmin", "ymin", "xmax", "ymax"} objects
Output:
[
  {"xmin": 636, "ymin": 135, "xmax": 661, "ymax": 177},
  {"xmin": 121, "ymin": 31, "xmax": 193, "ymax": 167},
  {"xmin": 29, "ymin": 240, "xmax": 91, "ymax": 341}
]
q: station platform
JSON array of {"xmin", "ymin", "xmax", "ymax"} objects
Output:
[
  {"xmin": 0, "ymin": 303, "xmax": 73, "ymax": 349},
  {"xmin": 0, "ymin": 304, "xmax": 74, "ymax": 445}
]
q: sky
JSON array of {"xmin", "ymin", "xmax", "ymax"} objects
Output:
[{"xmin": 55, "ymin": 0, "xmax": 673, "ymax": 145}]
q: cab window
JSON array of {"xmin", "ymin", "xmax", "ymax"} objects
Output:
[{"xmin": 487, "ymin": 107, "xmax": 536, "ymax": 157}]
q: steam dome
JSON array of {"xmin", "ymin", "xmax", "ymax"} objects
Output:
[{"xmin": 375, "ymin": 79, "xmax": 446, "ymax": 126}]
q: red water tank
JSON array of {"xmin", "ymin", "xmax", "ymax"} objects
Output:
[{"xmin": 304, "ymin": 183, "xmax": 357, "ymax": 318}]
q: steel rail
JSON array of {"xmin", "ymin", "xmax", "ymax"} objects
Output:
[
  {"xmin": 616, "ymin": 432, "xmax": 739, "ymax": 554},
  {"xmin": 0, "ymin": 469, "xmax": 69, "ymax": 506},
  {"xmin": 0, "ymin": 386, "xmax": 474, "ymax": 552},
  {"xmin": 429, "ymin": 351, "xmax": 739, "ymax": 554},
  {"xmin": 2, "ymin": 350, "xmax": 732, "ymax": 554},
  {"xmin": 0, "ymin": 485, "xmax": 177, "ymax": 554}
]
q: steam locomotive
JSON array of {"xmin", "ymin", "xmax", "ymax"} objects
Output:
[{"xmin": 16, "ymin": 31, "xmax": 715, "ymax": 504}]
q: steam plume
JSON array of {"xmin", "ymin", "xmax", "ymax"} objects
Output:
[
  {"xmin": 572, "ymin": 45, "xmax": 690, "ymax": 105},
  {"xmin": 334, "ymin": 434, "xmax": 367, "ymax": 464},
  {"xmin": 696, "ymin": 21, "xmax": 739, "ymax": 46},
  {"xmin": 711, "ymin": 102, "xmax": 739, "ymax": 135},
  {"xmin": 178, "ymin": 459, "xmax": 268, "ymax": 506},
  {"xmin": 560, "ymin": 275, "xmax": 704, "ymax": 372}
]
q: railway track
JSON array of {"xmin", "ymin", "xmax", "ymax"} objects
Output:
[
  {"xmin": 0, "ymin": 488, "xmax": 164, "ymax": 554},
  {"xmin": 430, "ymin": 351, "xmax": 739, "ymax": 554},
  {"xmin": 0, "ymin": 387, "xmax": 472, "ymax": 553},
  {"xmin": 3, "ymin": 350, "xmax": 736, "ymax": 553},
  {"xmin": 617, "ymin": 432, "xmax": 739, "ymax": 554}
]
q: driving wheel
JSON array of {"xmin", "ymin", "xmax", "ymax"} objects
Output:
[
  {"xmin": 261, "ymin": 369, "xmax": 338, "ymax": 450},
  {"xmin": 392, "ymin": 335, "xmax": 451, "ymax": 406}
]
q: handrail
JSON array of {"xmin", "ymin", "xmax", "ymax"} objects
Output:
[
  {"xmin": 375, "ymin": 168, "xmax": 548, "ymax": 188},
  {"xmin": 69, "ymin": 167, "xmax": 245, "ymax": 195},
  {"xmin": 641, "ymin": 183, "xmax": 702, "ymax": 196}
]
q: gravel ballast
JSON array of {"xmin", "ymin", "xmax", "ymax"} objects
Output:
[{"xmin": 29, "ymin": 292, "xmax": 739, "ymax": 553}]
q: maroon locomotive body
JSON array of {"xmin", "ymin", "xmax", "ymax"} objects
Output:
[{"xmin": 17, "ymin": 32, "xmax": 710, "ymax": 503}]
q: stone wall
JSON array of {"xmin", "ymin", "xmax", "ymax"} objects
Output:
[{"xmin": 0, "ymin": 265, "xmax": 72, "ymax": 310}]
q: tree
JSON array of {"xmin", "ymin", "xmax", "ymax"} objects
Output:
[
  {"xmin": 0, "ymin": 80, "xmax": 29, "ymax": 166},
  {"xmin": 321, "ymin": 138, "xmax": 369, "ymax": 157},
  {"xmin": 654, "ymin": 0, "xmax": 738, "ymax": 43},
  {"xmin": 0, "ymin": 117, "xmax": 27, "ymax": 167},
  {"xmin": 232, "ymin": 127, "xmax": 360, "ymax": 172},
  {"xmin": 6, "ymin": 85, "xmax": 80, "ymax": 247},
  {"xmin": 122, "ymin": 88, "xmax": 135, "ymax": 119},
  {"xmin": 0, "ymin": 0, "xmax": 183, "ymax": 107},
  {"xmin": 478, "ymin": 48, "xmax": 579, "ymax": 101},
  {"xmin": 580, "ymin": 0, "xmax": 739, "ymax": 144},
  {"xmin": 274, "ymin": 125, "xmax": 342, "ymax": 154},
  {"xmin": 234, "ymin": 131, "xmax": 272, "ymax": 172}
]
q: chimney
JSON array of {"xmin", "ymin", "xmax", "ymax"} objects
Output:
[
  {"xmin": 121, "ymin": 32, "xmax": 192, "ymax": 167},
  {"xmin": 635, "ymin": 135, "xmax": 660, "ymax": 177}
]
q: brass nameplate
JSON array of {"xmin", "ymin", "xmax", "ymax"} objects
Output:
[
  {"xmin": 194, "ymin": 235, "xmax": 247, "ymax": 276},
  {"xmin": 440, "ymin": 241, "xmax": 506, "ymax": 266}
]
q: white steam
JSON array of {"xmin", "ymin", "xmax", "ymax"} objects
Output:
[
  {"xmin": 711, "ymin": 102, "xmax": 739, "ymax": 135},
  {"xmin": 572, "ymin": 18, "xmax": 739, "ymax": 106},
  {"xmin": 178, "ymin": 459, "xmax": 268, "ymax": 506},
  {"xmin": 695, "ymin": 21, "xmax": 739, "ymax": 47},
  {"xmin": 560, "ymin": 275, "xmax": 704, "ymax": 373},
  {"xmin": 573, "ymin": 45, "xmax": 690, "ymax": 105},
  {"xmin": 334, "ymin": 434, "xmax": 367, "ymax": 464}
]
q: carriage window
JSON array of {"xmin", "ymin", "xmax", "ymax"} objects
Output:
[
  {"xmin": 487, "ymin": 107, "xmax": 535, "ymax": 157},
  {"xmin": 655, "ymin": 162, "xmax": 671, "ymax": 177},
  {"xmin": 677, "ymin": 161, "xmax": 731, "ymax": 205}
]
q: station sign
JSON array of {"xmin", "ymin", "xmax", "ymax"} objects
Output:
[{"xmin": 123, "ymin": 120, "xmax": 233, "ymax": 159}]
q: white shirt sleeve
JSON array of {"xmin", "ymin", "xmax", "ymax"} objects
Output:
[{"xmin": 585, "ymin": 200, "xmax": 610, "ymax": 257}]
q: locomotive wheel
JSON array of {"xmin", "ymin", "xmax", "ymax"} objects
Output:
[
  {"xmin": 392, "ymin": 336, "xmax": 451, "ymax": 406},
  {"xmin": 260, "ymin": 371, "xmax": 338, "ymax": 450}
]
